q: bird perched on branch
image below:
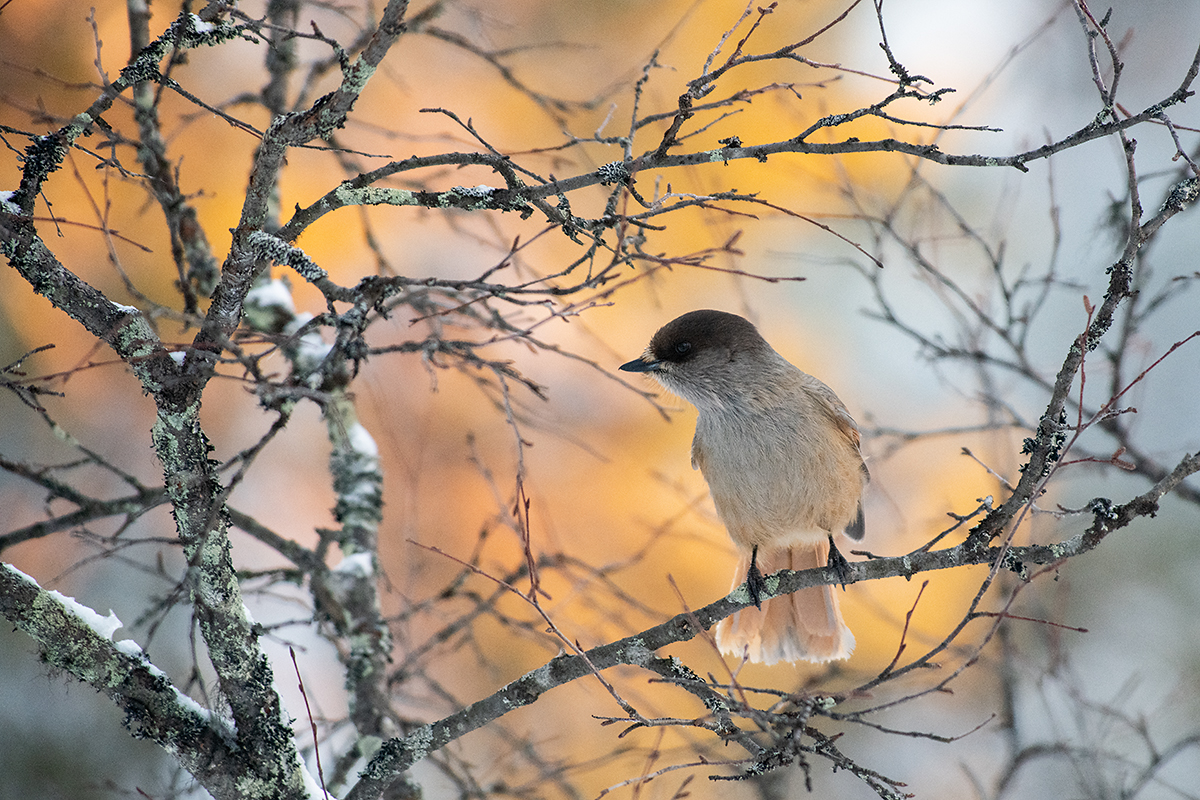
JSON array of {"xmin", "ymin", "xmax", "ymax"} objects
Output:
[{"xmin": 621, "ymin": 309, "xmax": 868, "ymax": 664}]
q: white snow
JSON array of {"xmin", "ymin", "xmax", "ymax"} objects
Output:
[
  {"xmin": 282, "ymin": 312, "xmax": 332, "ymax": 377},
  {"xmin": 4, "ymin": 566, "xmax": 123, "ymax": 640},
  {"xmin": 4, "ymin": 564, "xmax": 226, "ymax": 740},
  {"xmin": 286, "ymin": 311, "xmax": 315, "ymax": 332},
  {"xmin": 300, "ymin": 757, "xmax": 338, "ymax": 799},
  {"xmin": 4, "ymin": 562, "xmax": 36, "ymax": 584},
  {"xmin": 114, "ymin": 638, "xmax": 171, "ymax": 681},
  {"xmin": 47, "ymin": 589, "xmax": 124, "ymax": 639},
  {"xmin": 246, "ymin": 278, "xmax": 296, "ymax": 314},
  {"xmin": 189, "ymin": 13, "xmax": 215, "ymax": 33},
  {"xmin": 114, "ymin": 638, "xmax": 145, "ymax": 657},
  {"xmin": 346, "ymin": 422, "xmax": 379, "ymax": 459},
  {"xmin": 332, "ymin": 552, "xmax": 375, "ymax": 578},
  {"xmin": 172, "ymin": 687, "xmax": 213, "ymax": 722},
  {"xmin": 297, "ymin": 333, "xmax": 332, "ymax": 363}
]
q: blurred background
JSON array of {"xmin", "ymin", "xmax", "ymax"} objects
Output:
[{"xmin": 2, "ymin": 0, "xmax": 1198, "ymax": 798}]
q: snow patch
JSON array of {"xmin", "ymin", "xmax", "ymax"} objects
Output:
[
  {"xmin": 246, "ymin": 278, "xmax": 296, "ymax": 315},
  {"xmin": 189, "ymin": 13, "xmax": 214, "ymax": 33},
  {"xmin": 347, "ymin": 422, "xmax": 379, "ymax": 459},
  {"xmin": 48, "ymin": 589, "xmax": 123, "ymax": 639},
  {"xmin": 333, "ymin": 552, "xmax": 375, "ymax": 578}
]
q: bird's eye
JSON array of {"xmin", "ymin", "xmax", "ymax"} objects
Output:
[{"xmin": 673, "ymin": 341, "xmax": 692, "ymax": 357}]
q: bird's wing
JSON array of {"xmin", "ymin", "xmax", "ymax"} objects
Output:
[
  {"xmin": 799, "ymin": 372, "xmax": 871, "ymax": 541},
  {"xmin": 798, "ymin": 372, "xmax": 865, "ymax": 458}
]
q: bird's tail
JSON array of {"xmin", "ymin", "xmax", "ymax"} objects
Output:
[{"xmin": 714, "ymin": 539, "xmax": 854, "ymax": 664}]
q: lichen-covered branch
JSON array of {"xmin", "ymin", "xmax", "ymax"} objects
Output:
[{"xmin": 0, "ymin": 563, "xmax": 249, "ymax": 798}]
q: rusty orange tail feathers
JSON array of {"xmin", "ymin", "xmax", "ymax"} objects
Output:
[{"xmin": 714, "ymin": 539, "xmax": 854, "ymax": 665}]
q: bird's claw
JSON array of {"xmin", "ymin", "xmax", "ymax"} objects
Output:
[{"xmin": 827, "ymin": 535, "xmax": 853, "ymax": 589}]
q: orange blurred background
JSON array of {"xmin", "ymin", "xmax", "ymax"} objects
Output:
[{"xmin": 3, "ymin": 1, "xmax": 1200, "ymax": 798}]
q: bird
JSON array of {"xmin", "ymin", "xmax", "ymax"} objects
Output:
[{"xmin": 620, "ymin": 309, "xmax": 868, "ymax": 664}]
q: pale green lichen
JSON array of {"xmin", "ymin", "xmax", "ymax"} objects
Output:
[
  {"xmin": 404, "ymin": 725, "xmax": 434, "ymax": 763},
  {"xmin": 524, "ymin": 663, "xmax": 555, "ymax": 693},
  {"xmin": 340, "ymin": 186, "xmax": 419, "ymax": 207},
  {"xmin": 622, "ymin": 638, "xmax": 653, "ymax": 663},
  {"xmin": 111, "ymin": 312, "xmax": 160, "ymax": 364},
  {"xmin": 728, "ymin": 584, "xmax": 752, "ymax": 603},
  {"xmin": 245, "ymin": 230, "xmax": 327, "ymax": 283},
  {"xmin": 339, "ymin": 60, "xmax": 377, "ymax": 100},
  {"xmin": 436, "ymin": 185, "xmax": 499, "ymax": 211},
  {"xmin": 596, "ymin": 161, "xmax": 632, "ymax": 184},
  {"xmin": 1158, "ymin": 176, "xmax": 1200, "ymax": 215}
]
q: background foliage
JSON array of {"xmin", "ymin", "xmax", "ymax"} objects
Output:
[{"xmin": 2, "ymin": 1, "xmax": 1199, "ymax": 798}]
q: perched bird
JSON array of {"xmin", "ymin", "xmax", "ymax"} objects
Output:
[{"xmin": 620, "ymin": 309, "xmax": 868, "ymax": 664}]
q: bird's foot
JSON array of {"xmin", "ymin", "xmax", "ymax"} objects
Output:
[
  {"xmin": 746, "ymin": 544, "xmax": 765, "ymax": 609},
  {"xmin": 827, "ymin": 535, "xmax": 853, "ymax": 589}
]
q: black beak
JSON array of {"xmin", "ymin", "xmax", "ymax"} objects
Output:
[{"xmin": 619, "ymin": 357, "xmax": 659, "ymax": 373}]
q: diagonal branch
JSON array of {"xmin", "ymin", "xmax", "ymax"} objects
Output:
[
  {"xmin": 345, "ymin": 445, "xmax": 1199, "ymax": 799},
  {"xmin": 0, "ymin": 563, "xmax": 244, "ymax": 797}
]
